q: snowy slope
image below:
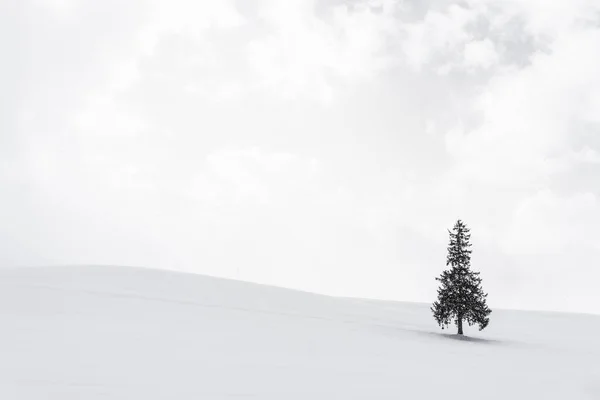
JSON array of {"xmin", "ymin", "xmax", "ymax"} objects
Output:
[{"xmin": 0, "ymin": 266, "xmax": 598, "ymax": 399}]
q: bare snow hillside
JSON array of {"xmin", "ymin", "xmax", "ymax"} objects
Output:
[{"xmin": 0, "ymin": 266, "xmax": 598, "ymax": 399}]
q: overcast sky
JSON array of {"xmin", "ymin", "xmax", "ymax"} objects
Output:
[{"xmin": 2, "ymin": 0, "xmax": 600, "ymax": 314}]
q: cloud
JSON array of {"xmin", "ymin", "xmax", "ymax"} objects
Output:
[
  {"xmin": 445, "ymin": 27, "xmax": 600, "ymax": 188},
  {"xmin": 463, "ymin": 38, "xmax": 499, "ymax": 70},
  {"xmin": 401, "ymin": 4, "xmax": 478, "ymax": 71},
  {"xmin": 246, "ymin": 0, "xmax": 401, "ymax": 103},
  {"xmin": 137, "ymin": 0, "xmax": 245, "ymax": 56},
  {"xmin": 476, "ymin": 0, "xmax": 600, "ymax": 40}
]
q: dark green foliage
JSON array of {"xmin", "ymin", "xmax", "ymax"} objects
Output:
[{"xmin": 431, "ymin": 220, "xmax": 491, "ymax": 334}]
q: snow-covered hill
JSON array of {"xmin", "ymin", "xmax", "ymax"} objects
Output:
[{"xmin": 0, "ymin": 266, "xmax": 598, "ymax": 399}]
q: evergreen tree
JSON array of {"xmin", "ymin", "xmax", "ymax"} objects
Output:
[{"xmin": 431, "ymin": 220, "xmax": 491, "ymax": 335}]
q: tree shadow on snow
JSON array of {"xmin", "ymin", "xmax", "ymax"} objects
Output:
[
  {"xmin": 423, "ymin": 331, "xmax": 512, "ymax": 346},
  {"xmin": 437, "ymin": 332, "xmax": 502, "ymax": 344},
  {"xmin": 369, "ymin": 324, "xmax": 510, "ymax": 346},
  {"xmin": 367, "ymin": 324, "xmax": 524, "ymax": 348}
]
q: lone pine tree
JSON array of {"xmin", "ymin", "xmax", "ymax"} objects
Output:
[{"xmin": 431, "ymin": 220, "xmax": 491, "ymax": 335}]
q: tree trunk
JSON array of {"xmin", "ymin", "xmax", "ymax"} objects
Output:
[{"xmin": 457, "ymin": 317, "xmax": 463, "ymax": 335}]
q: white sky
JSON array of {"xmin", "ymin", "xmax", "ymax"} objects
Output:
[{"xmin": 2, "ymin": 0, "xmax": 600, "ymax": 314}]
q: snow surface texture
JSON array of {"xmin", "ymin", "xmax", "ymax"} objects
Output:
[{"xmin": 0, "ymin": 266, "xmax": 599, "ymax": 399}]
